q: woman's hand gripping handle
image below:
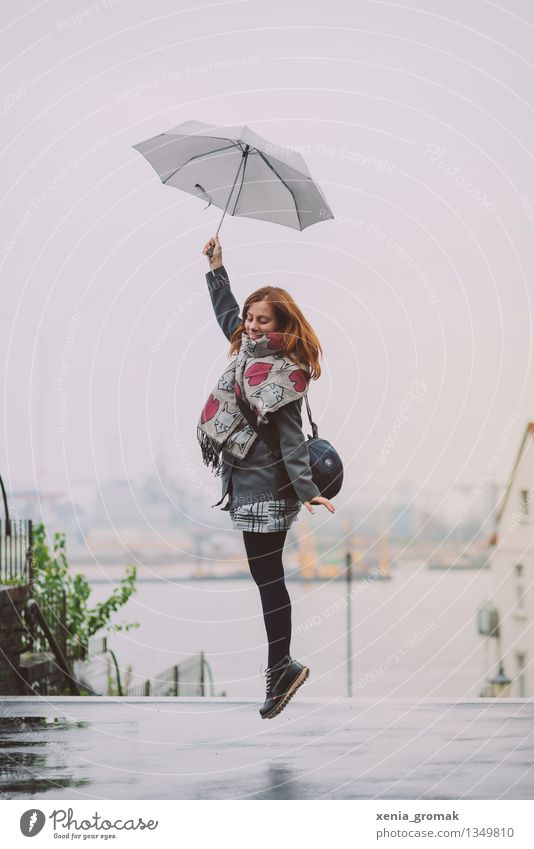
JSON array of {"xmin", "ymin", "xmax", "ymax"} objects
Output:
[{"xmin": 202, "ymin": 235, "xmax": 223, "ymax": 270}]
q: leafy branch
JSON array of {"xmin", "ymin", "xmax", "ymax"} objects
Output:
[{"xmin": 31, "ymin": 523, "xmax": 139, "ymax": 661}]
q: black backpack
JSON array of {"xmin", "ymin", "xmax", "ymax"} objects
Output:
[{"xmin": 235, "ymin": 393, "xmax": 343, "ymax": 501}]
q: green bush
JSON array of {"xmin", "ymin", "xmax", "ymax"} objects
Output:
[{"xmin": 31, "ymin": 523, "xmax": 139, "ymax": 661}]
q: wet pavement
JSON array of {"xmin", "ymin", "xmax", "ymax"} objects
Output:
[{"xmin": 0, "ymin": 697, "xmax": 533, "ymax": 800}]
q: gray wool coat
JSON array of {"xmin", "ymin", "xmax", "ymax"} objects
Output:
[{"xmin": 205, "ymin": 265, "xmax": 321, "ymax": 511}]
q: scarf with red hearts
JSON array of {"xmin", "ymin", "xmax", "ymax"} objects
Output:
[{"xmin": 197, "ymin": 330, "xmax": 310, "ymax": 474}]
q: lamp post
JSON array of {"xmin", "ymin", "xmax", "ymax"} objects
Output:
[
  {"xmin": 488, "ymin": 661, "xmax": 512, "ymax": 698},
  {"xmin": 0, "ymin": 474, "xmax": 10, "ymax": 536},
  {"xmin": 343, "ymin": 517, "xmax": 353, "ymax": 697},
  {"xmin": 346, "ymin": 547, "xmax": 353, "ymax": 697}
]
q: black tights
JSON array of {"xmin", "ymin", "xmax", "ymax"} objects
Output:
[{"xmin": 243, "ymin": 530, "xmax": 292, "ymax": 669}]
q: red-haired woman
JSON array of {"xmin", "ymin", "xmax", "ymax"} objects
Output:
[{"xmin": 198, "ymin": 235, "xmax": 335, "ymax": 719}]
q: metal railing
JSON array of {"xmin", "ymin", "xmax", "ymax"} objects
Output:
[
  {"xmin": 0, "ymin": 518, "xmax": 33, "ymax": 585},
  {"xmin": 127, "ymin": 652, "xmax": 216, "ymax": 697},
  {"xmin": 25, "ymin": 598, "xmax": 81, "ymax": 695},
  {"xmin": 27, "ymin": 589, "xmax": 69, "ymax": 659},
  {"xmin": 73, "ymin": 637, "xmax": 124, "ymax": 696}
]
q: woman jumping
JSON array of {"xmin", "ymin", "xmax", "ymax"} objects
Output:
[{"xmin": 198, "ymin": 235, "xmax": 335, "ymax": 719}]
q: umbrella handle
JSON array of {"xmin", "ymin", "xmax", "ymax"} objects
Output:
[{"xmin": 206, "ymin": 220, "xmax": 224, "ymax": 259}]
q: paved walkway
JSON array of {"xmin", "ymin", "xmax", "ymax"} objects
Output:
[{"xmin": 1, "ymin": 697, "xmax": 533, "ymax": 799}]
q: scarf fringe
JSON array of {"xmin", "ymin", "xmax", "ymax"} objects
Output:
[
  {"xmin": 197, "ymin": 426, "xmax": 223, "ymax": 475},
  {"xmin": 197, "ymin": 331, "xmax": 310, "ymax": 477}
]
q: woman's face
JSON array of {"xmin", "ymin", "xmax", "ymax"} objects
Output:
[{"xmin": 244, "ymin": 299, "xmax": 278, "ymax": 339}]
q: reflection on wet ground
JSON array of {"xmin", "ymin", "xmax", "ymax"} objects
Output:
[
  {"xmin": 0, "ymin": 715, "xmax": 91, "ymax": 798},
  {"xmin": 0, "ymin": 716, "xmax": 89, "ymax": 733},
  {"xmin": 1, "ymin": 698, "xmax": 533, "ymax": 800},
  {"xmin": 0, "ymin": 776, "xmax": 90, "ymax": 795}
]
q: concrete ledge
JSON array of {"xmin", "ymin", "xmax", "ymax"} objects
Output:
[
  {"xmin": 4, "ymin": 696, "xmax": 534, "ymax": 703},
  {"xmin": 1, "ymin": 698, "xmax": 533, "ymax": 800}
]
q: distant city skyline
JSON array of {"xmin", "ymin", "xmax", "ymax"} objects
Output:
[{"xmin": 10, "ymin": 461, "xmax": 500, "ymax": 549}]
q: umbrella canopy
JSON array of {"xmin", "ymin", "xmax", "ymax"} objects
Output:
[{"xmin": 133, "ymin": 120, "xmax": 334, "ymax": 233}]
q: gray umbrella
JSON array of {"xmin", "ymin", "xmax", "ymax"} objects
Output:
[{"xmin": 133, "ymin": 120, "xmax": 333, "ymax": 252}]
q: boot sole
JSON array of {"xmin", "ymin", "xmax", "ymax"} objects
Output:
[{"xmin": 261, "ymin": 666, "xmax": 310, "ymax": 719}]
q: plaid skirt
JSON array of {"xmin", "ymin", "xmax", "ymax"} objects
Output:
[{"xmin": 229, "ymin": 498, "xmax": 301, "ymax": 533}]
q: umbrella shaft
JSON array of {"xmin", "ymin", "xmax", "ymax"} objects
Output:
[{"xmin": 215, "ymin": 145, "xmax": 249, "ymax": 236}]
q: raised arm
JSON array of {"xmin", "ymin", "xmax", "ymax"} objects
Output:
[
  {"xmin": 205, "ymin": 265, "xmax": 241, "ymax": 342},
  {"xmin": 202, "ymin": 235, "xmax": 241, "ymax": 342}
]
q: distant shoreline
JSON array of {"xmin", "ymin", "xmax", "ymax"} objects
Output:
[{"xmin": 82, "ymin": 571, "xmax": 390, "ymax": 584}]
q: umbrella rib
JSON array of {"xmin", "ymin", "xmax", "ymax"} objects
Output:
[
  {"xmin": 161, "ymin": 143, "xmax": 238, "ymax": 185},
  {"xmin": 256, "ymin": 150, "xmax": 302, "ymax": 230}
]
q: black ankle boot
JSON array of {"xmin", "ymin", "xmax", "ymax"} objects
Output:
[{"xmin": 259, "ymin": 654, "xmax": 310, "ymax": 719}]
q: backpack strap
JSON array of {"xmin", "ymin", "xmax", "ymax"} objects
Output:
[
  {"xmin": 236, "ymin": 392, "xmax": 319, "ymax": 455},
  {"xmin": 304, "ymin": 393, "xmax": 319, "ymax": 439}
]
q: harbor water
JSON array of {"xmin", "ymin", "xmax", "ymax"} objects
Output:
[{"xmin": 86, "ymin": 561, "xmax": 495, "ymax": 699}]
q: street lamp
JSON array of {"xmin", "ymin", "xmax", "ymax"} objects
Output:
[
  {"xmin": 488, "ymin": 661, "xmax": 512, "ymax": 698},
  {"xmin": 0, "ymin": 473, "xmax": 10, "ymax": 535},
  {"xmin": 342, "ymin": 516, "xmax": 354, "ymax": 697}
]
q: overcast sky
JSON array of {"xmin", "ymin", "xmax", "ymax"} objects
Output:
[{"xmin": 2, "ymin": 0, "xmax": 534, "ymax": 521}]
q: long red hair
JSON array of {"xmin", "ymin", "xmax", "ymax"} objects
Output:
[{"xmin": 228, "ymin": 286, "xmax": 322, "ymax": 380}]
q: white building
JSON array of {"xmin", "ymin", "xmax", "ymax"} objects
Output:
[{"xmin": 480, "ymin": 422, "xmax": 534, "ymax": 697}]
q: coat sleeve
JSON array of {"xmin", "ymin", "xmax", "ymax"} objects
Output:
[
  {"xmin": 270, "ymin": 399, "xmax": 321, "ymax": 503},
  {"xmin": 205, "ymin": 265, "xmax": 241, "ymax": 342}
]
